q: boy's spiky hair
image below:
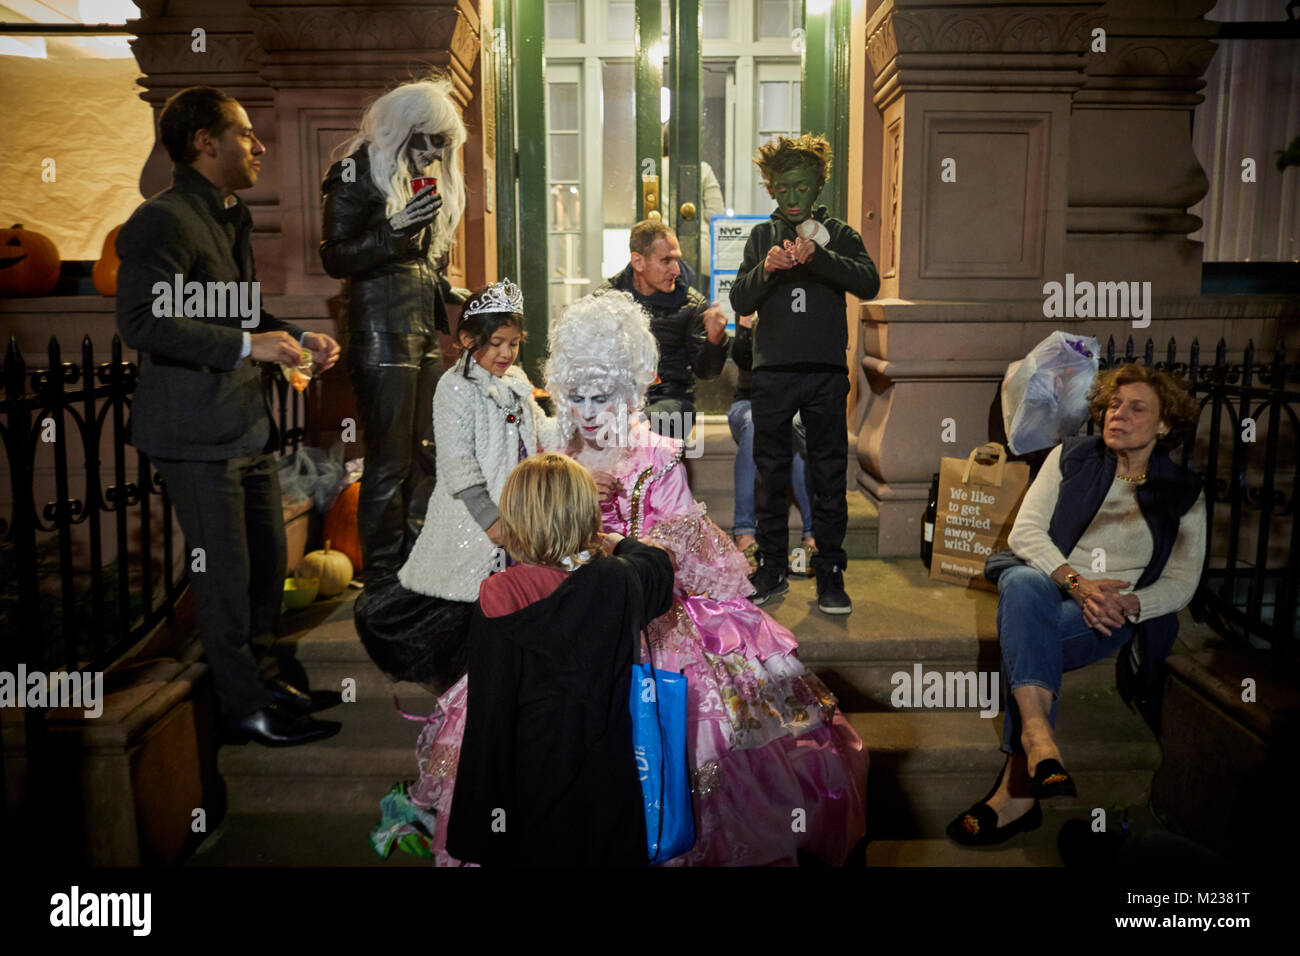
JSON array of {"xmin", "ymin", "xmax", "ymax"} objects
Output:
[{"xmin": 754, "ymin": 133, "xmax": 832, "ymax": 189}]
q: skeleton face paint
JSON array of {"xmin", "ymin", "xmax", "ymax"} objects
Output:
[{"xmin": 406, "ymin": 131, "xmax": 446, "ymax": 173}]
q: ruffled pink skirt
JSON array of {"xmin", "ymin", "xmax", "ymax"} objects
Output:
[{"xmin": 408, "ymin": 508, "xmax": 868, "ymax": 866}]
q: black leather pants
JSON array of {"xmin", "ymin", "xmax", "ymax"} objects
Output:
[{"xmin": 348, "ymin": 331, "xmax": 443, "ymax": 575}]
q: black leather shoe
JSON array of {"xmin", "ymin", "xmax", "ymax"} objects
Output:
[
  {"xmin": 267, "ymin": 678, "xmax": 314, "ymax": 713},
  {"xmin": 221, "ymin": 703, "xmax": 341, "ymax": 747}
]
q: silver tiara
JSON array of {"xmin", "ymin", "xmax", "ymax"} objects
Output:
[{"xmin": 462, "ymin": 278, "xmax": 524, "ymax": 319}]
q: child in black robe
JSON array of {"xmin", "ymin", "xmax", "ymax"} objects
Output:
[{"xmin": 446, "ymin": 453, "xmax": 674, "ymax": 866}]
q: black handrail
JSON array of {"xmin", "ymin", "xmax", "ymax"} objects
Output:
[{"xmin": 1, "ymin": 333, "xmax": 317, "ymax": 811}]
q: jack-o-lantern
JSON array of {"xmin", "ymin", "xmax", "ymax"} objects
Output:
[
  {"xmin": 0, "ymin": 224, "xmax": 61, "ymax": 297},
  {"xmin": 92, "ymin": 225, "xmax": 122, "ymax": 296}
]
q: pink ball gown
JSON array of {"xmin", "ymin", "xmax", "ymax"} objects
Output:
[{"xmin": 405, "ymin": 421, "xmax": 868, "ymax": 866}]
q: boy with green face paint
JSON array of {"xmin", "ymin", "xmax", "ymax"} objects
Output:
[{"xmin": 729, "ymin": 134, "xmax": 880, "ymax": 614}]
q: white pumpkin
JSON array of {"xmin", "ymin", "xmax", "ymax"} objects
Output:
[{"xmin": 297, "ymin": 540, "xmax": 353, "ymax": 597}]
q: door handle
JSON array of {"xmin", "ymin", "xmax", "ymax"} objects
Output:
[
  {"xmin": 641, "ymin": 175, "xmax": 659, "ymax": 220},
  {"xmin": 679, "ymin": 202, "xmax": 697, "ymax": 220}
]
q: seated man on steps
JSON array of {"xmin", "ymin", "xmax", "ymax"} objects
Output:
[{"xmin": 599, "ymin": 220, "xmax": 728, "ymax": 436}]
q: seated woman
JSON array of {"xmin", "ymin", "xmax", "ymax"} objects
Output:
[
  {"xmin": 402, "ymin": 290, "xmax": 867, "ymax": 867},
  {"xmin": 447, "ymin": 453, "xmax": 675, "ymax": 866},
  {"xmin": 948, "ymin": 364, "xmax": 1204, "ymax": 846}
]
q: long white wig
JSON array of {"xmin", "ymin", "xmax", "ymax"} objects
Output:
[
  {"xmin": 338, "ymin": 75, "xmax": 468, "ymax": 260},
  {"xmin": 544, "ymin": 290, "xmax": 660, "ymax": 446}
]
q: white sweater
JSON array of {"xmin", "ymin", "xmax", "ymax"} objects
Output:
[
  {"xmin": 1007, "ymin": 444, "xmax": 1206, "ymax": 622},
  {"xmin": 399, "ymin": 360, "xmax": 558, "ymax": 601}
]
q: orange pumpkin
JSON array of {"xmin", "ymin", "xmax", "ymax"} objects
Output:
[
  {"xmin": 323, "ymin": 480, "xmax": 363, "ymax": 573},
  {"xmin": 92, "ymin": 224, "xmax": 122, "ymax": 296},
  {"xmin": 0, "ymin": 224, "xmax": 61, "ymax": 297}
]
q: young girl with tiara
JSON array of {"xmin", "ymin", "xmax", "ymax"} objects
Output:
[{"xmin": 353, "ymin": 278, "xmax": 555, "ymax": 697}]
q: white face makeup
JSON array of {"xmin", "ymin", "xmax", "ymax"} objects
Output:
[
  {"xmin": 406, "ymin": 131, "xmax": 446, "ymax": 173},
  {"xmin": 567, "ymin": 383, "xmax": 622, "ymax": 448}
]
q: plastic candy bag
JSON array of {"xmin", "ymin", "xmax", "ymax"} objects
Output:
[
  {"xmin": 277, "ymin": 444, "xmax": 347, "ymax": 512},
  {"xmin": 1001, "ymin": 331, "xmax": 1100, "ymax": 455}
]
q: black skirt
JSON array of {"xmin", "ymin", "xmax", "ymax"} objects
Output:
[{"xmin": 353, "ymin": 571, "xmax": 472, "ymax": 694}]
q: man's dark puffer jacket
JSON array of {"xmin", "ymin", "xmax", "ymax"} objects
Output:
[
  {"xmin": 320, "ymin": 147, "xmax": 453, "ymax": 364},
  {"xmin": 599, "ymin": 265, "xmax": 727, "ymax": 405}
]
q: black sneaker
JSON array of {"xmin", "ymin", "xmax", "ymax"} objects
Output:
[
  {"xmin": 816, "ymin": 564, "xmax": 852, "ymax": 615},
  {"xmin": 748, "ymin": 562, "xmax": 789, "ymax": 606}
]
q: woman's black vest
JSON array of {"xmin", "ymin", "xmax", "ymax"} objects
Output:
[{"xmin": 987, "ymin": 435, "xmax": 1203, "ymax": 677}]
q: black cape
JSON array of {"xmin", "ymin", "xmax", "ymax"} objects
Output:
[{"xmin": 446, "ymin": 538, "xmax": 674, "ymax": 866}]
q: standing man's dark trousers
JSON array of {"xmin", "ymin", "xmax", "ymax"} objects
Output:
[
  {"xmin": 153, "ymin": 453, "xmax": 286, "ymax": 719},
  {"xmin": 751, "ymin": 368, "xmax": 850, "ymax": 572},
  {"xmin": 349, "ymin": 330, "xmax": 444, "ymax": 575}
]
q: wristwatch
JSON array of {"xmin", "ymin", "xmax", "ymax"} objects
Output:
[{"xmin": 1060, "ymin": 571, "xmax": 1081, "ymax": 594}]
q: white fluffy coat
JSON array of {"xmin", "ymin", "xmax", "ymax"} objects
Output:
[{"xmin": 399, "ymin": 359, "xmax": 557, "ymax": 601}]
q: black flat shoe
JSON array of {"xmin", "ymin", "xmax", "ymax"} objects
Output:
[
  {"xmin": 945, "ymin": 799, "xmax": 1042, "ymax": 846},
  {"xmin": 221, "ymin": 702, "xmax": 341, "ymax": 747},
  {"xmin": 1030, "ymin": 757, "xmax": 1077, "ymax": 799}
]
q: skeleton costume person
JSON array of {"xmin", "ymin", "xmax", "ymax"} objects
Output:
[{"xmin": 320, "ymin": 76, "xmax": 469, "ymax": 576}]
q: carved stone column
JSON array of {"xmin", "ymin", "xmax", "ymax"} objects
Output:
[
  {"xmin": 856, "ymin": 1, "xmax": 1228, "ymax": 556},
  {"xmin": 1066, "ymin": 0, "xmax": 1218, "ymax": 294},
  {"xmin": 860, "ymin": 0, "xmax": 1097, "ymax": 554}
]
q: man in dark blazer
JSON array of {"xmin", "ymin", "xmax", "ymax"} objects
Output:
[{"xmin": 116, "ymin": 86, "xmax": 342, "ymax": 746}]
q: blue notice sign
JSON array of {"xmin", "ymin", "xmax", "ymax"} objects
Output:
[{"xmin": 709, "ymin": 215, "xmax": 767, "ymax": 330}]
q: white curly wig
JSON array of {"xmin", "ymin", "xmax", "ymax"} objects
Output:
[{"xmin": 544, "ymin": 290, "xmax": 660, "ymax": 445}]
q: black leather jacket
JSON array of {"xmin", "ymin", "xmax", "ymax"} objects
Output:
[
  {"xmin": 600, "ymin": 266, "xmax": 727, "ymax": 403},
  {"xmin": 320, "ymin": 148, "xmax": 452, "ymax": 364}
]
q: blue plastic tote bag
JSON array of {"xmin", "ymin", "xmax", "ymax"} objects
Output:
[{"xmin": 630, "ymin": 634, "xmax": 695, "ymax": 863}]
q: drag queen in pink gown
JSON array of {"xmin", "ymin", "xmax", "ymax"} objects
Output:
[{"xmin": 399, "ymin": 290, "xmax": 867, "ymax": 866}]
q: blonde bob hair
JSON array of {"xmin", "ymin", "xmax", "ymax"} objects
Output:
[{"xmin": 499, "ymin": 453, "xmax": 603, "ymax": 568}]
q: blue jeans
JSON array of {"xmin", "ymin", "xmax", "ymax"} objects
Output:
[
  {"xmin": 996, "ymin": 564, "xmax": 1133, "ymax": 754},
  {"xmin": 727, "ymin": 400, "xmax": 811, "ymax": 538}
]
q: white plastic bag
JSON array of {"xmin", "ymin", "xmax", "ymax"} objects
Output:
[
  {"xmin": 277, "ymin": 444, "xmax": 348, "ymax": 512},
  {"xmin": 1001, "ymin": 331, "xmax": 1100, "ymax": 455}
]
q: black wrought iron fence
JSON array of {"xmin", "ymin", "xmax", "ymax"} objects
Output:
[
  {"xmin": 1, "ymin": 332, "xmax": 316, "ymax": 810},
  {"xmin": 1089, "ymin": 335, "xmax": 1298, "ymax": 655}
]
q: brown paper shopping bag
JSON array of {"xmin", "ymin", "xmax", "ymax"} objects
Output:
[{"xmin": 929, "ymin": 442, "xmax": 1031, "ymax": 592}]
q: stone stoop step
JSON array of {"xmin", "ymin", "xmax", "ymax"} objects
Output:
[
  {"xmin": 217, "ymin": 694, "xmax": 427, "ymax": 815},
  {"xmin": 187, "ymin": 811, "xmax": 429, "ymax": 867},
  {"xmin": 235, "ymin": 560, "xmax": 1164, "ymax": 840}
]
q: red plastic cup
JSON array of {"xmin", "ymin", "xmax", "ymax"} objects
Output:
[{"xmin": 411, "ymin": 176, "xmax": 438, "ymax": 195}]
